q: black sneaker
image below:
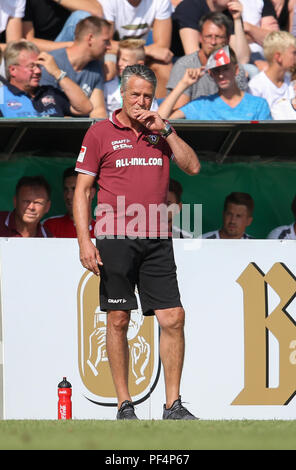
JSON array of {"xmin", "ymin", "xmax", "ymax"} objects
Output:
[
  {"xmin": 116, "ymin": 400, "xmax": 139, "ymax": 420},
  {"xmin": 162, "ymin": 396, "xmax": 199, "ymax": 420}
]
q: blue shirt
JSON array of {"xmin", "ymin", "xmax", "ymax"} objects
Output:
[
  {"xmin": 0, "ymin": 76, "xmax": 71, "ymax": 118},
  {"xmin": 180, "ymin": 92, "xmax": 272, "ymax": 120},
  {"xmin": 40, "ymin": 48, "xmax": 104, "ymax": 97}
]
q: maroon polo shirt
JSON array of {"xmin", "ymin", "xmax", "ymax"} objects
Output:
[
  {"xmin": 75, "ymin": 110, "xmax": 174, "ymax": 237},
  {"xmin": 0, "ymin": 210, "xmax": 52, "ymax": 237},
  {"xmin": 42, "ymin": 213, "xmax": 95, "ymax": 238}
]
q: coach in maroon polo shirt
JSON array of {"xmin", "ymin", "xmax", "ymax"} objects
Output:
[
  {"xmin": 0, "ymin": 175, "xmax": 52, "ymax": 238},
  {"xmin": 73, "ymin": 64, "xmax": 201, "ymax": 421}
]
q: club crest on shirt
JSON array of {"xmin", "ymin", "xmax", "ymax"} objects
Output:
[
  {"xmin": 41, "ymin": 95, "xmax": 56, "ymax": 106},
  {"xmin": 147, "ymin": 135, "xmax": 160, "ymax": 145}
]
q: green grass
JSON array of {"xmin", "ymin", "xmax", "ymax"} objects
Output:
[{"xmin": 0, "ymin": 420, "xmax": 295, "ymax": 450}]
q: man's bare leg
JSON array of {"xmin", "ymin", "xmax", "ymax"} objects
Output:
[
  {"xmin": 155, "ymin": 306, "xmax": 185, "ymax": 408},
  {"xmin": 106, "ymin": 309, "xmax": 132, "ymax": 408}
]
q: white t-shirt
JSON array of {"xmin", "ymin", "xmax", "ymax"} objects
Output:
[
  {"xmin": 267, "ymin": 223, "xmax": 296, "ymax": 239},
  {"xmin": 0, "ymin": 0, "xmax": 26, "ymax": 34},
  {"xmin": 248, "ymin": 71, "xmax": 295, "ymax": 109},
  {"xmin": 239, "ymin": 0, "xmax": 275, "ymax": 59},
  {"xmin": 104, "ymin": 76, "xmax": 158, "ymax": 118},
  {"xmin": 271, "ymin": 98, "xmax": 296, "ymax": 120},
  {"xmin": 99, "ymin": 0, "xmax": 173, "ymax": 40}
]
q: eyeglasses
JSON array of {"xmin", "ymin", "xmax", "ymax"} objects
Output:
[
  {"xmin": 202, "ymin": 34, "xmax": 226, "ymax": 42},
  {"xmin": 13, "ymin": 62, "xmax": 41, "ymax": 71}
]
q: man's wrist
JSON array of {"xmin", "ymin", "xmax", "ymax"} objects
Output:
[
  {"xmin": 159, "ymin": 122, "xmax": 173, "ymax": 138},
  {"xmin": 56, "ymin": 69, "xmax": 67, "ymax": 82}
]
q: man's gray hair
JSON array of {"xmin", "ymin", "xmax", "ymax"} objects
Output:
[
  {"xmin": 121, "ymin": 64, "xmax": 157, "ymax": 93},
  {"xmin": 4, "ymin": 40, "xmax": 40, "ymax": 79}
]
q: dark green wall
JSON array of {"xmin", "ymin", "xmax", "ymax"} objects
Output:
[
  {"xmin": 1, "ymin": 156, "xmax": 295, "ymax": 239},
  {"xmin": 170, "ymin": 160, "xmax": 296, "ymax": 238}
]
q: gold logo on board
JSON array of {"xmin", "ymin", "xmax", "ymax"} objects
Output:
[
  {"xmin": 77, "ymin": 271, "xmax": 160, "ymax": 405},
  {"xmin": 232, "ymin": 262, "xmax": 296, "ymax": 405}
]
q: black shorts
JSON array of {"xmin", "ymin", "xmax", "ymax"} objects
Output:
[{"xmin": 96, "ymin": 237, "xmax": 182, "ymax": 316}]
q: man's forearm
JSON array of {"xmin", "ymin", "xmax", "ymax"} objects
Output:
[
  {"xmin": 30, "ymin": 36, "xmax": 73, "ymax": 52},
  {"xmin": 5, "ymin": 17, "xmax": 23, "ymax": 42},
  {"xmin": 165, "ymin": 133, "xmax": 200, "ymax": 175},
  {"xmin": 179, "ymin": 28, "xmax": 200, "ymax": 55},
  {"xmin": 52, "ymin": 0, "xmax": 103, "ymax": 16},
  {"xmin": 158, "ymin": 80, "xmax": 189, "ymax": 119},
  {"xmin": 231, "ymin": 18, "xmax": 250, "ymax": 64},
  {"xmin": 73, "ymin": 187, "xmax": 93, "ymax": 244},
  {"xmin": 244, "ymin": 22, "xmax": 274, "ymax": 46},
  {"xmin": 58, "ymin": 75, "xmax": 93, "ymax": 115}
]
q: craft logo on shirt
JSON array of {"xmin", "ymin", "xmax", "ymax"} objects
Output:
[
  {"xmin": 147, "ymin": 135, "xmax": 160, "ymax": 145},
  {"xmin": 111, "ymin": 139, "xmax": 133, "ymax": 150},
  {"xmin": 78, "ymin": 145, "xmax": 87, "ymax": 163},
  {"xmin": 7, "ymin": 100, "xmax": 22, "ymax": 109},
  {"xmin": 41, "ymin": 95, "xmax": 56, "ymax": 106}
]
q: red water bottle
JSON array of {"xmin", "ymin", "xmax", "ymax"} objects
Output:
[{"xmin": 58, "ymin": 377, "xmax": 72, "ymax": 420}]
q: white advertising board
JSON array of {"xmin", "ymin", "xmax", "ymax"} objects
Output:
[{"xmin": 0, "ymin": 238, "xmax": 296, "ymax": 420}]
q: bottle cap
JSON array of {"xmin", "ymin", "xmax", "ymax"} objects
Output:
[{"xmin": 58, "ymin": 377, "xmax": 72, "ymax": 388}]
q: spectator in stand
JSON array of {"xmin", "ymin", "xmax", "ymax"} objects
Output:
[
  {"xmin": 202, "ymin": 192, "xmax": 255, "ymax": 239},
  {"xmin": 271, "ymin": 64, "xmax": 296, "ymax": 118},
  {"xmin": 22, "ymin": 0, "xmax": 104, "ymax": 52},
  {"xmin": 166, "ymin": 12, "xmax": 249, "ymax": 113},
  {"xmin": 171, "ymin": 0, "xmax": 250, "ymax": 63},
  {"xmin": 167, "ymin": 178, "xmax": 193, "ymax": 238},
  {"xmin": 40, "ymin": 17, "xmax": 111, "ymax": 119},
  {"xmin": 271, "ymin": 0, "xmax": 296, "ymax": 31},
  {"xmin": 0, "ymin": 40, "xmax": 92, "ymax": 118},
  {"xmin": 267, "ymin": 195, "xmax": 296, "ymax": 239},
  {"xmin": 0, "ymin": 0, "xmax": 25, "ymax": 49},
  {"xmin": 0, "ymin": 176, "xmax": 52, "ymax": 238},
  {"xmin": 159, "ymin": 46, "xmax": 272, "ymax": 120},
  {"xmin": 98, "ymin": 0, "xmax": 174, "ymax": 99},
  {"xmin": 239, "ymin": 0, "xmax": 279, "ymax": 72},
  {"xmin": 42, "ymin": 167, "xmax": 96, "ymax": 238},
  {"xmin": 248, "ymin": 30, "xmax": 296, "ymax": 111},
  {"xmin": 104, "ymin": 38, "xmax": 159, "ymax": 117}
]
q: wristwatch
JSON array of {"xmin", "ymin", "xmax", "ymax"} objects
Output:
[
  {"xmin": 57, "ymin": 70, "xmax": 67, "ymax": 83},
  {"xmin": 159, "ymin": 122, "xmax": 173, "ymax": 138}
]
